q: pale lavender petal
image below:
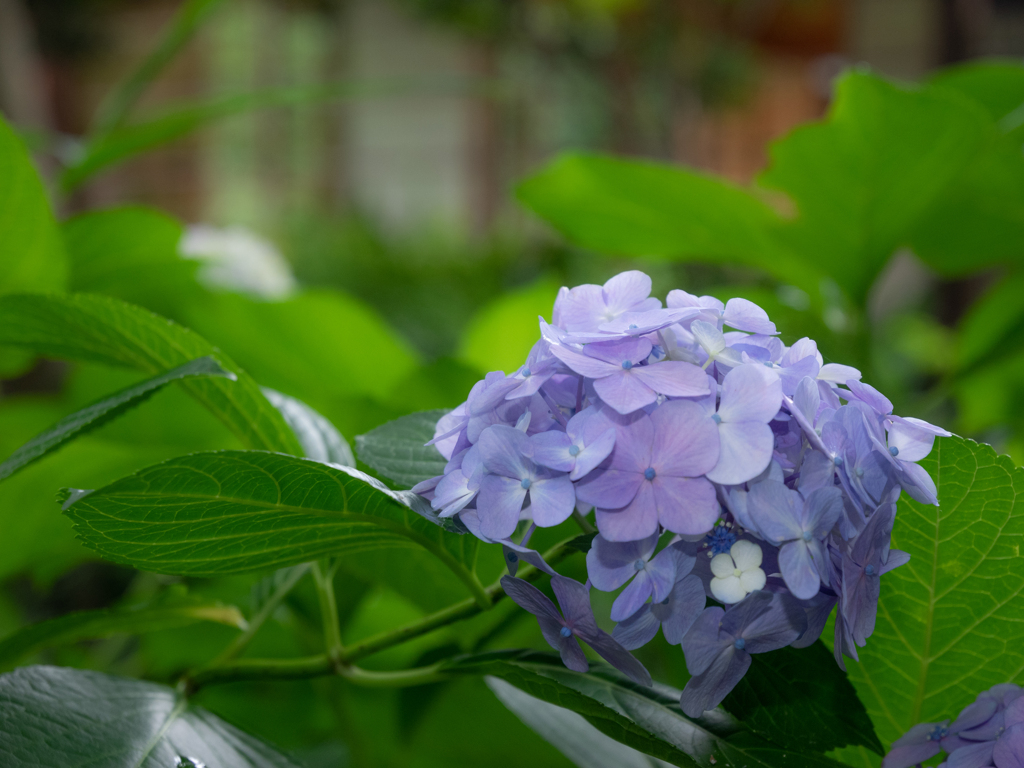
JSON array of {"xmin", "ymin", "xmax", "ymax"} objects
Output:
[
  {"xmin": 779, "ymin": 540, "xmax": 821, "ymax": 600},
  {"xmin": 612, "ymin": 604, "xmax": 661, "ymax": 650},
  {"xmin": 667, "ymin": 289, "xmax": 723, "ymax": 315},
  {"xmin": 528, "ymin": 430, "xmax": 575, "ymax": 472},
  {"xmin": 781, "ymin": 337, "xmax": 819, "ymax": 366},
  {"xmin": 747, "ymin": 479, "xmax": 803, "ymax": 543},
  {"xmin": 550, "ymin": 344, "xmax": 621, "ymax": 378},
  {"xmin": 645, "ymin": 548, "xmax": 678, "ymax": 603},
  {"xmin": 657, "ymin": 574, "xmax": 706, "ymax": 645},
  {"xmin": 584, "ymin": 628, "xmax": 653, "ymax": 686},
  {"xmin": 605, "ymin": 413, "xmax": 654, "ymax": 471},
  {"xmin": 500, "ymin": 575, "xmax": 560, "ymax": 620},
  {"xmin": 691, "ymin": 320, "xmax": 726, "ymax": 356},
  {"xmin": 723, "ymin": 297, "xmax": 776, "ymax": 334},
  {"xmin": 587, "ymin": 532, "xmax": 659, "ymax": 591},
  {"xmin": 737, "ymin": 593, "xmax": 807, "ymax": 653},
  {"xmin": 881, "ymin": 722, "xmax": 945, "ymax": 768},
  {"xmin": 552, "ymin": 575, "xmax": 600, "ymax": 635},
  {"xmin": 594, "ymin": 370, "xmax": 658, "ymax": 414},
  {"xmin": 705, "ymin": 421, "xmax": 775, "ymax": 486},
  {"xmin": 650, "ymin": 399, "xmax": 720, "ymax": 477},
  {"xmin": 502, "ymin": 541, "xmax": 557, "ymax": 576},
  {"xmin": 946, "ymin": 740, "xmax": 994, "ymax": 768},
  {"xmin": 611, "ymin": 570, "xmax": 654, "ymax": 621},
  {"xmin": 818, "ymin": 363, "xmax": 861, "ymax": 384},
  {"xmin": 900, "ymin": 460, "xmax": 939, "ymax": 505},
  {"xmin": 881, "ymin": 549, "xmax": 911, "ymax": 574},
  {"xmin": 995, "ymin": 724, "xmax": 1024, "ymax": 768},
  {"xmin": 846, "ymin": 379, "xmax": 893, "ymax": 415},
  {"xmin": 584, "ymin": 336, "xmax": 653, "ymax": 366},
  {"xmin": 681, "ymin": 606, "xmax": 728, "ymax": 675},
  {"xmin": 805, "ymin": 486, "xmax": 844, "ymax": 537},
  {"xmin": 893, "ymin": 415, "xmax": 952, "ymax": 437},
  {"xmin": 432, "ymin": 469, "xmax": 477, "ymax": 518},
  {"xmin": 603, "ymin": 270, "xmax": 654, "ymax": 314},
  {"xmin": 529, "ymin": 474, "xmax": 577, "ymax": 528},
  {"xmin": 478, "ymin": 475, "xmax": 527, "ymax": 539},
  {"xmin": 951, "ymin": 698, "xmax": 998, "ymax": 733},
  {"xmin": 595, "ymin": 482, "xmax": 660, "ymax": 542},
  {"xmin": 793, "ymin": 376, "xmax": 821, "ymax": 426},
  {"xmin": 778, "ymin": 355, "xmax": 820, "ymax": 396},
  {"xmin": 888, "ymin": 420, "xmax": 938, "ymax": 462},
  {"xmin": 718, "ymin": 363, "xmax": 782, "ymax": 424},
  {"xmin": 557, "ymin": 633, "xmax": 591, "ymax": 673},
  {"xmin": 791, "ymin": 592, "xmax": 837, "ymax": 649},
  {"xmin": 477, "ymin": 425, "xmax": 531, "ymax": 478},
  {"xmin": 680, "ymin": 646, "xmax": 750, "ymax": 717},
  {"xmin": 653, "ymin": 475, "xmax": 720, "ymax": 536},
  {"xmin": 570, "ymin": 428, "xmax": 617, "ymax": 481},
  {"xmin": 631, "ymin": 361, "xmax": 710, "ymax": 398},
  {"xmin": 598, "ymin": 307, "xmax": 697, "ymax": 335},
  {"xmin": 558, "ymin": 283, "xmax": 608, "ymax": 331},
  {"xmin": 575, "ymin": 468, "xmax": 644, "ymax": 510}
]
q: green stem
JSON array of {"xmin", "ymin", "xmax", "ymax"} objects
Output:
[
  {"xmin": 185, "ymin": 656, "xmax": 448, "ymax": 692},
  {"xmin": 313, "ymin": 560, "xmax": 345, "ymax": 663},
  {"xmin": 212, "ymin": 563, "xmax": 311, "ymax": 666},
  {"xmin": 571, "ymin": 509, "xmax": 596, "ymax": 535}
]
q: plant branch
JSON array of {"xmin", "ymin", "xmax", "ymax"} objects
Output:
[{"xmin": 312, "ymin": 560, "xmax": 344, "ymax": 663}]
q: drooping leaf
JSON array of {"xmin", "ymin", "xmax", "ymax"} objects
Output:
[
  {"xmin": 0, "ymin": 356, "xmax": 234, "ymax": 482},
  {"xmin": 0, "ymin": 293, "xmax": 301, "ymax": 454},
  {"xmin": 0, "ymin": 597, "xmax": 245, "ymax": 667},
  {"xmin": 723, "ymin": 641, "xmax": 883, "ymax": 756},
  {"xmin": 60, "ymin": 451, "xmax": 480, "ymax": 596},
  {"xmin": 356, "ymin": 409, "xmax": 449, "ymax": 489},
  {"xmin": 449, "ymin": 650, "xmax": 853, "ymax": 768},
  {"xmin": 0, "ymin": 665, "xmax": 303, "ymax": 767},
  {"xmin": 261, "ymin": 387, "xmax": 354, "ymax": 466},
  {"xmin": 843, "ymin": 436, "xmax": 1024, "ymax": 748},
  {"xmin": 486, "ymin": 675, "xmax": 675, "ymax": 768},
  {"xmin": 0, "ymin": 116, "xmax": 66, "ymax": 294}
]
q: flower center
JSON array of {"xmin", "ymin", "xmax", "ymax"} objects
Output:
[
  {"xmin": 733, "ymin": 568, "xmax": 742, "ymax": 578},
  {"xmin": 711, "ymin": 413, "xmax": 722, "ymax": 424},
  {"xmin": 506, "ymin": 552, "xmax": 518, "ymax": 563},
  {"xmin": 802, "ymin": 530, "xmax": 813, "ymax": 542},
  {"xmin": 644, "ymin": 467, "xmax": 656, "ymax": 481},
  {"xmin": 865, "ymin": 565, "xmax": 876, "ymax": 576},
  {"xmin": 734, "ymin": 638, "xmax": 746, "ymax": 650},
  {"xmin": 704, "ymin": 526, "xmax": 738, "ymax": 555},
  {"xmin": 856, "ymin": 467, "xmax": 865, "ymax": 477},
  {"xmin": 634, "ymin": 559, "xmax": 646, "ymax": 571},
  {"xmin": 833, "ymin": 456, "xmax": 844, "ymax": 467},
  {"xmin": 559, "ymin": 626, "xmax": 572, "ymax": 638},
  {"xmin": 889, "ymin": 445, "xmax": 900, "ymax": 457},
  {"xmin": 927, "ymin": 725, "xmax": 949, "ymax": 741},
  {"xmin": 628, "ymin": 324, "xmax": 638, "ymax": 330},
  {"xmin": 621, "ymin": 360, "xmax": 633, "ymax": 370},
  {"xmin": 569, "ymin": 445, "xmax": 580, "ymax": 456},
  {"xmin": 521, "ymin": 367, "xmax": 531, "ymax": 377},
  {"xmin": 520, "ymin": 478, "xmax": 532, "ymax": 490}
]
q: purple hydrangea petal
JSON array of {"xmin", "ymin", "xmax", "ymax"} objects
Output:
[
  {"xmin": 583, "ymin": 337, "xmax": 653, "ymax": 366},
  {"xmin": 680, "ymin": 645, "xmax": 751, "ymax": 717},
  {"xmin": 502, "ymin": 541, "xmax": 557, "ymax": 577},
  {"xmin": 650, "ymin": 399, "xmax": 720, "ymax": 477},
  {"xmin": 805, "ymin": 486, "xmax": 844, "ymax": 537},
  {"xmin": 478, "ymin": 474, "xmax": 527, "ymax": 539},
  {"xmin": 718, "ymin": 364, "xmax": 783, "ymax": 424},
  {"xmin": 528, "ymin": 430, "xmax": 575, "ymax": 472},
  {"xmin": 575, "ymin": 468, "xmax": 644, "ymax": 510},
  {"xmin": 645, "ymin": 548, "xmax": 679, "ymax": 603},
  {"xmin": 777, "ymin": 355, "xmax": 820, "ymax": 396},
  {"xmin": 551, "ymin": 575, "xmax": 600, "ymax": 636},
  {"xmin": 596, "ymin": 481, "xmax": 660, "ymax": 541},
  {"xmin": 900, "ymin": 460, "xmax": 939, "ymax": 505},
  {"xmin": 793, "ymin": 376, "xmax": 821, "ymax": 427},
  {"xmin": 951, "ymin": 698, "xmax": 999, "ymax": 733},
  {"xmin": 500, "ymin": 575, "xmax": 561, "ymax": 620},
  {"xmin": 778, "ymin": 540, "xmax": 821, "ymax": 600},
  {"xmin": 582, "ymin": 628, "xmax": 653, "ymax": 686},
  {"xmin": 570, "ymin": 428, "xmax": 617, "ymax": 481},
  {"xmin": 791, "ymin": 592, "xmax": 838, "ymax": 649},
  {"xmin": 549, "ymin": 344, "xmax": 622, "ymax": 379},
  {"xmin": 657, "ymin": 574, "xmax": 707, "ymax": 645},
  {"xmin": 653, "ymin": 475, "xmax": 720, "ymax": 536},
  {"xmin": 631, "ymin": 361, "xmax": 710, "ymax": 398},
  {"xmin": 747, "ymin": 479, "xmax": 804, "ymax": 543},
  {"xmin": 681, "ymin": 606, "xmax": 729, "ymax": 675},
  {"xmin": 846, "ymin": 379, "xmax": 893, "ymax": 415},
  {"xmin": 593, "ymin": 370, "xmax": 659, "ymax": 414},
  {"xmin": 947, "ymin": 740, "xmax": 995, "ymax": 768},
  {"xmin": 818, "ymin": 363, "xmax": 862, "ymax": 384},
  {"xmin": 586, "ymin": 532, "xmax": 659, "ymax": 592},
  {"xmin": 477, "ymin": 425, "xmax": 531, "ymax": 478},
  {"xmin": 723, "ymin": 298, "xmax": 777, "ymax": 334},
  {"xmin": 603, "ymin": 270, "xmax": 656, "ymax": 316},
  {"xmin": 528, "ymin": 474, "xmax": 577, "ymax": 528},
  {"xmin": 706, "ymin": 420, "xmax": 776, "ymax": 486},
  {"xmin": 612, "ymin": 604, "xmax": 661, "ymax": 650},
  {"xmin": 432, "ymin": 468, "xmax": 478, "ymax": 518},
  {"xmin": 611, "ymin": 570, "xmax": 655, "ymax": 621},
  {"xmin": 881, "ymin": 722, "xmax": 946, "ymax": 768},
  {"xmin": 598, "ymin": 307, "xmax": 697, "ymax": 335},
  {"xmin": 557, "ymin": 632, "xmax": 591, "ymax": 673},
  {"xmin": 691, "ymin": 320, "xmax": 727, "ymax": 357},
  {"xmin": 887, "ymin": 419, "xmax": 940, "ymax": 463},
  {"xmin": 724, "ymin": 591, "xmax": 806, "ymax": 653},
  {"xmin": 995, "ymin": 723, "xmax": 1024, "ymax": 768}
]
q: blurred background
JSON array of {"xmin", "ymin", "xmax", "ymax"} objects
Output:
[{"xmin": 1, "ymin": 1, "xmax": 1023, "ymax": 766}]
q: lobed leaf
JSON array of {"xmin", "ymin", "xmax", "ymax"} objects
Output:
[
  {"xmin": 356, "ymin": 409, "xmax": 450, "ymax": 489},
  {"xmin": 843, "ymin": 436, "xmax": 1024, "ymax": 747},
  {"xmin": 0, "ymin": 665, "xmax": 302, "ymax": 767},
  {"xmin": 0, "ymin": 356, "xmax": 234, "ymax": 483},
  {"xmin": 60, "ymin": 450, "xmax": 479, "ymax": 591},
  {"xmin": 0, "ymin": 293, "xmax": 301, "ymax": 455}
]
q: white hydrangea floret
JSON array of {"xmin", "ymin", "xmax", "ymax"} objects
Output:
[{"xmin": 709, "ymin": 540, "xmax": 766, "ymax": 604}]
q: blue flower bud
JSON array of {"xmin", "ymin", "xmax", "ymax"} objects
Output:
[
  {"xmin": 628, "ymin": 324, "xmax": 639, "ymax": 330},
  {"xmin": 634, "ymin": 558, "xmax": 645, "ymax": 571},
  {"xmin": 521, "ymin": 367, "xmax": 532, "ymax": 377},
  {"xmin": 644, "ymin": 467, "xmax": 656, "ymax": 481},
  {"xmin": 712, "ymin": 413, "xmax": 722, "ymax": 424},
  {"xmin": 621, "ymin": 360, "xmax": 633, "ymax": 370},
  {"xmin": 559, "ymin": 626, "xmax": 573, "ymax": 638},
  {"xmin": 834, "ymin": 456, "xmax": 844, "ymax": 467},
  {"xmin": 569, "ymin": 445, "xmax": 580, "ymax": 456},
  {"xmin": 520, "ymin": 478, "xmax": 532, "ymax": 490},
  {"xmin": 889, "ymin": 446, "xmax": 899, "ymax": 457},
  {"xmin": 865, "ymin": 565, "xmax": 876, "ymax": 576},
  {"xmin": 507, "ymin": 552, "xmax": 518, "ymax": 563},
  {"xmin": 734, "ymin": 638, "xmax": 746, "ymax": 650},
  {"xmin": 802, "ymin": 530, "xmax": 813, "ymax": 542}
]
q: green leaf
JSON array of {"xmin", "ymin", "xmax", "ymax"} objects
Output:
[
  {"xmin": 486, "ymin": 675, "xmax": 675, "ymax": 768},
  {"xmin": 760, "ymin": 72, "xmax": 994, "ymax": 301},
  {"xmin": 724, "ymin": 641, "xmax": 882, "ymax": 756},
  {"xmin": 355, "ymin": 409, "xmax": 449, "ymax": 489},
  {"xmin": 515, "ymin": 153, "xmax": 814, "ymax": 290},
  {"xmin": 0, "ymin": 597, "xmax": 245, "ymax": 667},
  {"xmin": 0, "ymin": 115, "xmax": 66, "ymax": 294},
  {"xmin": 0, "ymin": 293, "xmax": 301, "ymax": 454},
  {"xmin": 843, "ymin": 436, "xmax": 1024, "ymax": 748},
  {"xmin": 928, "ymin": 60, "xmax": 1024, "ymax": 126},
  {"xmin": 63, "ymin": 205, "xmax": 201, "ymax": 317},
  {"xmin": 0, "ymin": 356, "xmax": 234, "ymax": 482},
  {"xmin": 261, "ymin": 387, "xmax": 354, "ymax": 466},
  {"xmin": 954, "ymin": 271, "xmax": 1024, "ymax": 372},
  {"xmin": 0, "ymin": 665, "xmax": 303, "ymax": 767},
  {"xmin": 450, "ymin": 651, "xmax": 853, "ymax": 768},
  {"xmin": 61, "ymin": 451, "xmax": 481, "ymax": 597},
  {"xmin": 458, "ymin": 276, "xmax": 561, "ymax": 374}
]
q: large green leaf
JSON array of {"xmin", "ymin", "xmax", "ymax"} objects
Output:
[
  {"xmin": 0, "ymin": 293, "xmax": 301, "ymax": 454},
  {"xmin": 61, "ymin": 450, "xmax": 480, "ymax": 593},
  {"xmin": 844, "ymin": 436, "xmax": 1024, "ymax": 749},
  {"xmin": 0, "ymin": 356, "xmax": 233, "ymax": 482},
  {"xmin": 760, "ymin": 72, "xmax": 994, "ymax": 301},
  {"xmin": 449, "ymin": 651, "xmax": 851, "ymax": 768},
  {"xmin": 355, "ymin": 409, "xmax": 449, "ymax": 489},
  {"xmin": 724, "ymin": 641, "xmax": 882, "ymax": 756},
  {"xmin": 0, "ymin": 665, "xmax": 303, "ymax": 767},
  {"xmin": 0, "ymin": 596, "xmax": 245, "ymax": 666},
  {"xmin": 261, "ymin": 387, "xmax": 355, "ymax": 467},
  {"xmin": 0, "ymin": 116, "xmax": 66, "ymax": 294},
  {"xmin": 928, "ymin": 60, "xmax": 1024, "ymax": 126}
]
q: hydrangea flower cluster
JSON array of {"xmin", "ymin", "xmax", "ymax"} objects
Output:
[
  {"xmin": 884, "ymin": 683, "xmax": 1024, "ymax": 768},
  {"xmin": 413, "ymin": 271, "xmax": 949, "ymax": 715}
]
